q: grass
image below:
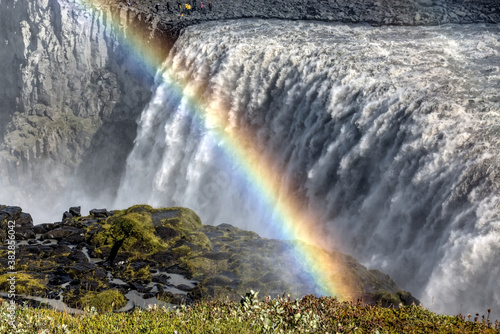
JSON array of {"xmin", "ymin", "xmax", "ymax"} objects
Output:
[{"xmin": 1, "ymin": 293, "xmax": 498, "ymax": 333}]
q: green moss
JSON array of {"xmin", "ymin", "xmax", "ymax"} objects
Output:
[
  {"xmin": 125, "ymin": 204, "xmax": 154, "ymax": 213},
  {"xmin": 79, "ymin": 289, "xmax": 126, "ymax": 312},
  {"xmin": 374, "ymin": 290, "xmax": 401, "ymax": 307},
  {"xmin": 123, "ymin": 264, "xmax": 152, "ymax": 283},
  {"xmin": 159, "ymin": 207, "xmax": 202, "ymax": 236},
  {"xmin": 90, "ymin": 208, "xmax": 166, "ymax": 261},
  {"xmin": 172, "ymin": 245, "xmax": 192, "ymax": 257},
  {"xmin": 187, "ymin": 231, "xmax": 212, "ymax": 251},
  {"xmin": 0, "ymin": 273, "xmax": 46, "ymax": 296}
]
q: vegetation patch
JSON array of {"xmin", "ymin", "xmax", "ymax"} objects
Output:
[
  {"xmin": 0, "ymin": 273, "xmax": 46, "ymax": 296},
  {"xmin": 79, "ymin": 289, "xmax": 127, "ymax": 312},
  {"xmin": 1, "ymin": 294, "xmax": 498, "ymax": 333}
]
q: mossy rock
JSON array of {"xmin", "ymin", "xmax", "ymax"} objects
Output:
[
  {"xmin": 0, "ymin": 273, "xmax": 46, "ymax": 296},
  {"xmin": 373, "ymin": 290, "xmax": 402, "ymax": 308},
  {"xmin": 158, "ymin": 207, "xmax": 202, "ymax": 237},
  {"xmin": 172, "ymin": 244, "xmax": 192, "ymax": 258},
  {"xmin": 79, "ymin": 289, "xmax": 127, "ymax": 312},
  {"xmin": 123, "ymin": 264, "xmax": 153, "ymax": 283},
  {"xmin": 186, "ymin": 231, "xmax": 212, "ymax": 251}
]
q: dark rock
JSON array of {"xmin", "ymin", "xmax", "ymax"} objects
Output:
[
  {"xmin": 62, "ymin": 211, "xmax": 73, "ymax": 221},
  {"xmin": 152, "ymin": 251, "xmax": 175, "ymax": 265},
  {"xmin": 16, "ymin": 228, "xmax": 35, "ymax": 240},
  {"xmin": 128, "ymin": 282, "xmax": 151, "ymax": 293},
  {"xmin": 129, "ymin": 261, "xmax": 149, "ymax": 270},
  {"xmin": 155, "ymin": 226, "xmax": 180, "ymax": 241},
  {"xmin": 216, "ymin": 223, "xmax": 237, "ymax": 232},
  {"xmin": 166, "ymin": 264, "xmax": 190, "ymax": 276},
  {"xmin": 68, "ymin": 262, "xmax": 96, "ymax": 275},
  {"xmin": 176, "ymin": 284, "xmax": 193, "ymax": 291},
  {"xmin": 89, "ymin": 209, "xmax": 109, "ymax": 218},
  {"xmin": 69, "ymin": 206, "xmax": 81, "ymax": 217},
  {"xmin": 40, "ymin": 227, "xmax": 85, "ymax": 241},
  {"xmin": 143, "ymin": 292, "xmax": 156, "ymax": 299},
  {"xmin": 69, "ymin": 250, "xmax": 89, "ymax": 263},
  {"xmin": 47, "ymin": 291, "xmax": 60, "ymax": 299},
  {"xmin": 0, "ymin": 206, "xmax": 22, "ymax": 220},
  {"xmin": 203, "ymin": 252, "xmax": 232, "ymax": 261},
  {"xmin": 33, "ymin": 223, "xmax": 57, "ymax": 234},
  {"xmin": 94, "ymin": 268, "xmax": 108, "ymax": 279},
  {"xmin": 50, "ymin": 245, "xmax": 72, "ymax": 256},
  {"xmin": 49, "ymin": 274, "xmax": 71, "ymax": 285},
  {"xmin": 69, "ymin": 279, "xmax": 81, "ymax": 286},
  {"xmin": 152, "ymin": 274, "xmax": 171, "ymax": 285},
  {"xmin": 81, "ymin": 280, "xmax": 100, "ymax": 291},
  {"xmin": 61, "ymin": 233, "xmax": 86, "ymax": 244}
]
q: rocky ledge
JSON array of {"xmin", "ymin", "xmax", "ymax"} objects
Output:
[
  {"xmin": 98, "ymin": 0, "xmax": 500, "ymax": 37},
  {"xmin": 0, "ymin": 204, "xmax": 418, "ymax": 312}
]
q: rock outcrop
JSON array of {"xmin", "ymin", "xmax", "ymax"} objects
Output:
[
  {"xmin": 0, "ymin": 205, "xmax": 419, "ymax": 311},
  {"xmin": 126, "ymin": 0, "xmax": 500, "ymax": 28},
  {"xmin": 0, "ymin": 0, "xmax": 166, "ymax": 205}
]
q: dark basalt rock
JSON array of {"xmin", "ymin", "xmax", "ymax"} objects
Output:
[
  {"xmin": 40, "ymin": 227, "xmax": 85, "ymax": 241},
  {"xmin": 68, "ymin": 262, "xmax": 97, "ymax": 275},
  {"xmin": 0, "ymin": 205, "xmax": 420, "ymax": 312},
  {"xmin": 33, "ymin": 223, "xmax": 58, "ymax": 234},
  {"xmin": 90, "ymin": 208, "xmax": 110, "ymax": 218},
  {"xmin": 69, "ymin": 206, "xmax": 81, "ymax": 217},
  {"xmin": 0, "ymin": 206, "xmax": 23, "ymax": 220},
  {"xmin": 62, "ymin": 211, "xmax": 73, "ymax": 221}
]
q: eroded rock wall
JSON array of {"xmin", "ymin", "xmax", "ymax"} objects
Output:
[{"xmin": 0, "ymin": 0, "xmax": 162, "ymax": 205}]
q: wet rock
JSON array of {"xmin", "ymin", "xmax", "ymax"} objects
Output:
[
  {"xmin": 152, "ymin": 274, "xmax": 171, "ymax": 285},
  {"xmin": 90, "ymin": 209, "xmax": 110, "ymax": 218},
  {"xmin": 69, "ymin": 250, "xmax": 89, "ymax": 263},
  {"xmin": 33, "ymin": 223, "xmax": 57, "ymax": 234},
  {"xmin": 62, "ymin": 211, "xmax": 73, "ymax": 221},
  {"xmin": 68, "ymin": 262, "xmax": 96, "ymax": 275},
  {"xmin": 69, "ymin": 206, "xmax": 81, "ymax": 217},
  {"xmin": 49, "ymin": 274, "xmax": 71, "ymax": 286},
  {"xmin": 155, "ymin": 226, "xmax": 180, "ymax": 241},
  {"xmin": 0, "ymin": 206, "xmax": 22, "ymax": 220},
  {"xmin": 176, "ymin": 284, "xmax": 193, "ymax": 291},
  {"xmin": 40, "ymin": 227, "xmax": 85, "ymax": 241},
  {"xmin": 50, "ymin": 245, "xmax": 72, "ymax": 257},
  {"xmin": 216, "ymin": 223, "xmax": 237, "ymax": 232},
  {"xmin": 61, "ymin": 233, "xmax": 86, "ymax": 244}
]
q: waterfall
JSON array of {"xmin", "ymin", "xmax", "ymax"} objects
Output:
[{"xmin": 116, "ymin": 20, "xmax": 500, "ymax": 317}]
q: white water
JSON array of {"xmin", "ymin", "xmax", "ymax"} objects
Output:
[{"xmin": 115, "ymin": 20, "xmax": 500, "ymax": 317}]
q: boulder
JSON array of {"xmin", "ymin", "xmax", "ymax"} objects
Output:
[
  {"xmin": 69, "ymin": 206, "xmax": 81, "ymax": 217},
  {"xmin": 62, "ymin": 211, "xmax": 73, "ymax": 221},
  {"xmin": 0, "ymin": 206, "xmax": 23, "ymax": 220},
  {"xmin": 90, "ymin": 209, "xmax": 109, "ymax": 218},
  {"xmin": 40, "ymin": 227, "xmax": 85, "ymax": 241}
]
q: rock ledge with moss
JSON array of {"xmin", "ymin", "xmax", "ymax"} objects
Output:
[{"xmin": 0, "ymin": 204, "xmax": 418, "ymax": 312}]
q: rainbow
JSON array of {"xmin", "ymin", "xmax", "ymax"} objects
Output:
[{"xmin": 81, "ymin": 0, "xmax": 358, "ymax": 301}]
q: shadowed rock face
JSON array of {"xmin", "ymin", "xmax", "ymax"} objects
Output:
[{"xmin": 0, "ymin": 0, "xmax": 162, "ymax": 208}]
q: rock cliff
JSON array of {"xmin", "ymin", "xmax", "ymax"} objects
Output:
[{"xmin": 0, "ymin": 0, "xmax": 162, "ymax": 207}]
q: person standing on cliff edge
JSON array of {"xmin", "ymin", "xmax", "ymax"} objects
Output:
[{"xmin": 209, "ymin": 1, "xmax": 212, "ymax": 11}]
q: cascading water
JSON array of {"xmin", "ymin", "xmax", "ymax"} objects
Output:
[{"xmin": 115, "ymin": 20, "xmax": 500, "ymax": 317}]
